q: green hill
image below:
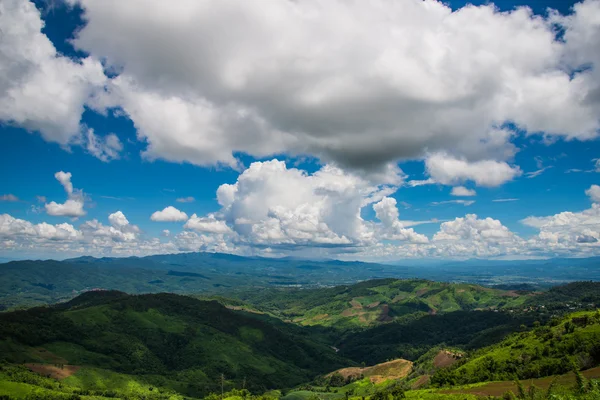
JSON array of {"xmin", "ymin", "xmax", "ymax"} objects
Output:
[
  {"xmin": 0, "ymin": 291, "xmax": 351, "ymax": 398},
  {"xmin": 234, "ymin": 279, "xmax": 530, "ymax": 329},
  {"xmin": 430, "ymin": 310, "xmax": 600, "ymax": 386}
]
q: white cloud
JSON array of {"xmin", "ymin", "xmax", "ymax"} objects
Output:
[
  {"xmin": 82, "ymin": 211, "xmax": 140, "ymax": 243},
  {"xmin": 0, "ymin": 214, "xmax": 82, "ymax": 241},
  {"xmin": 425, "ymin": 153, "xmax": 521, "ymax": 187},
  {"xmin": 108, "ymin": 211, "xmax": 130, "ymax": 228},
  {"xmin": 0, "ymin": 0, "xmax": 106, "ymax": 144},
  {"xmin": 586, "ymin": 184, "xmax": 600, "ymax": 203},
  {"xmin": 0, "ymin": 194, "xmax": 19, "ymax": 202},
  {"xmin": 150, "ymin": 206, "xmax": 188, "ymax": 222},
  {"xmin": 85, "ymin": 129, "xmax": 123, "ymax": 162},
  {"xmin": 212, "ymin": 160, "xmax": 398, "ymax": 248},
  {"xmin": 6, "ymin": 180, "xmax": 600, "ymax": 260},
  {"xmin": 525, "ymin": 166, "xmax": 552, "ymax": 179},
  {"xmin": 55, "ymin": 0, "xmax": 600, "ymax": 172},
  {"xmin": 45, "ymin": 171, "xmax": 86, "ymax": 218},
  {"xmin": 36, "ymin": 195, "xmax": 47, "ymax": 203},
  {"xmin": 55, "ymin": 171, "xmax": 74, "ymax": 196},
  {"xmin": 435, "ymin": 215, "xmax": 515, "ymax": 242},
  {"xmin": 176, "ymin": 196, "xmax": 195, "ymax": 203},
  {"xmin": 522, "ymin": 204, "xmax": 600, "ymax": 253},
  {"xmin": 450, "ymin": 186, "xmax": 476, "ymax": 197},
  {"xmin": 431, "ymin": 200, "xmax": 475, "ymax": 206},
  {"xmin": 493, "ymin": 198, "xmax": 519, "ymax": 202},
  {"xmin": 406, "ymin": 178, "xmax": 436, "ymax": 187},
  {"xmin": 373, "ymin": 197, "xmax": 429, "ymax": 243},
  {"xmin": 184, "ymin": 214, "xmax": 232, "ymax": 234},
  {"xmin": 45, "ymin": 199, "xmax": 86, "ymax": 218}
]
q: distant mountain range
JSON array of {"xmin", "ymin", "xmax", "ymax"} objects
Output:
[{"xmin": 1, "ymin": 252, "xmax": 599, "ymax": 310}]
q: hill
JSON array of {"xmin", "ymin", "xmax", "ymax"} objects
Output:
[
  {"xmin": 0, "ymin": 291, "xmax": 351, "ymax": 398},
  {"xmin": 430, "ymin": 310, "xmax": 600, "ymax": 386},
  {"xmin": 234, "ymin": 278, "xmax": 530, "ymax": 329}
]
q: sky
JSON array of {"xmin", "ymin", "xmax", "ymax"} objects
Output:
[{"xmin": 1, "ymin": 0, "xmax": 600, "ymax": 261}]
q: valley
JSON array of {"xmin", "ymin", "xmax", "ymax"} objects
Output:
[{"xmin": 0, "ymin": 264, "xmax": 599, "ymax": 399}]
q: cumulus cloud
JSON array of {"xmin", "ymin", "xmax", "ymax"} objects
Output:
[
  {"xmin": 45, "ymin": 172, "xmax": 86, "ymax": 218},
  {"xmin": 150, "ymin": 206, "xmax": 188, "ymax": 222},
  {"xmin": 85, "ymin": 129, "xmax": 123, "ymax": 162},
  {"xmin": 519, "ymin": 186, "xmax": 600, "ymax": 255},
  {"xmin": 0, "ymin": 194, "xmax": 19, "ymax": 202},
  {"xmin": 0, "ymin": 0, "xmax": 106, "ymax": 144},
  {"xmin": 55, "ymin": 171, "xmax": 74, "ymax": 196},
  {"xmin": 359, "ymin": 213, "xmax": 526, "ymax": 260},
  {"xmin": 176, "ymin": 197, "xmax": 195, "ymax": 203},
  {"xmin": 586, "ymin": 184, "xmax": 600, "ymax": 203},
  {"xmin": 49, "ymin": 0, "xmax": 600, "ymax": 172},
  {"xmin": 522, "ymin": 204, "xmax": 600, "ymax": 253},
  {"xmin": 450, "ymin": 186, "xmax": 476, "ymax": 197},
  {"xmin": 210, "ymin": 160, "xmax": 402, "ymax": 248},
  {"xmin": 0, "ymin": 214, "xmax": 82, "ymax": 241},
  {"xmin": 425, "ymin": 153, "xmax": 521, "ymax": 187},
  {"xmin": 5, "ymin": 180, "xmax": 600, "ymax": 259},
  {"xmin": 184, "ymin": 214, "xmax": 232, "ymax": 234},
  {"xmin": 373, "ymin": 198, "xmax": 429, "ymax": 243},
  {"xmin": 82, "ymin": 211, "xmax": 140, "ymax": 242},
  {"xmin": 45, "ymin": 199, "xmax": 86, "ymax": 218}
]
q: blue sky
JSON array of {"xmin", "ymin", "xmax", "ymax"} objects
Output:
[{"xmin": 1, "ymin": 0, "xmax": 600, "ymax": 260}]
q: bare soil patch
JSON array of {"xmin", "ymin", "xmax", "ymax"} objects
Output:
[
  {"xmin": 349, "ymin": 299, "xmax": 363, "ymax": 309},
  {"xmin": 377, "ymin": 304, "xmax": 392, "ymax": 322},
  {"xmin": 25, "ymin": 363, "xmax": 80, "ymax": 380},
  {"xmin": 432, "ymin": 350, "xmax": 461, "ymax": 369},
  {"xmin": 411, "ymin": 375, "xmax": 430, "ymax": 389},
  {"xmin": 328, "ymin": 359, "xmax": 413, "ymax": 384}
]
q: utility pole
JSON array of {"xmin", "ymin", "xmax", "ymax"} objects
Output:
[{"xmin": 221, "ymin": 373, "xmax": 225, "ymax": 400}]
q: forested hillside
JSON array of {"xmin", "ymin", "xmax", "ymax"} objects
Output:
[{"xmin": 0, "ymin": 291, "xmax": 350, "ymax": 398}]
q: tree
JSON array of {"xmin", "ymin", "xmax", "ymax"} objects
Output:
[{"xmin": 574, "ymin": 368, "xmax": 587, "ymax": 394}]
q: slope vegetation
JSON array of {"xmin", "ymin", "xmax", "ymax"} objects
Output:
[
  {"xmin": 0, "ymin": 291, "xmax": 351, "ymax": 397},
  {"xmin": 430, "ymin": 310, "xmax": 600, "ymax": 386},
  {"xmin": 236, "ymin": 278, "xmax": 529, "ymax": 329}
]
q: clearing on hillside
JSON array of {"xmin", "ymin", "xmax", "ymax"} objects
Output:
[
  {"xmin": 432, "ymin": 350, "xmax": 463, "ymax": 369},
  {"xmin": 328, "ymin": 359, "xmax": 413, "ymax": 384},
  {"xmin": 25, "ymin": 363, "xmax": 80, "ymax": 380}
]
